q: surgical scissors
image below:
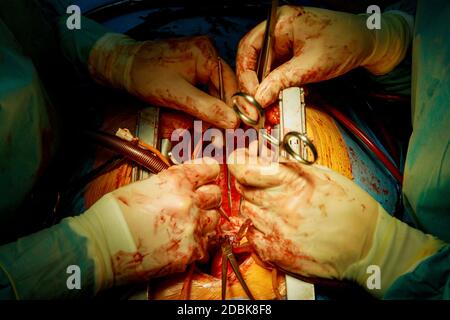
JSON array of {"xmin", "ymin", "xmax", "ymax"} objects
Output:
[{"xmin": 232, "ymin": 0, "xmax": 318, "ymax": 165}]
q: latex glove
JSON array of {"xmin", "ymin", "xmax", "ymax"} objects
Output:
[
  {"xmin": 227, "ymin": 146, "xmax": 445, "ymax": 297},
  {"xmin": 88, "ymin": 34, "xmax": 239, "ymax": 129},
  {"xmin": 236, "ymin": 6, "xmax": 413, "ymax": 107},
  {"xmin": 68, "ymin": 158, "xmax": 221, "ymax": 291}
]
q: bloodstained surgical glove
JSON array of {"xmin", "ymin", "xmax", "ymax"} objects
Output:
[
  {"xmin": 236, "ymin": 6, "xmax": 413, "ymax": 107},
  {"xmin": 67, "ymin": 158, "xmax": 221, "ymax": 291},
  {"xmin": 88, "ymin": 35, "xmax": 239, "ymax": 129},
  {"xmin": 227, "ymin": 145, "xmax": 445, "ymax": 298}
]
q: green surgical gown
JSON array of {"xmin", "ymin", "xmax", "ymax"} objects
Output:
[{"xmin": 0, "ymin": 0, "xmax": 107, "ymax": 299}]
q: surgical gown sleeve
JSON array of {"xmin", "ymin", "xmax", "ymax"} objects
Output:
[
  {"xmin": 0, "ymin": 0, "xmax": 116, "ymax": 299},
  {"xmin": 384, "ymin": 245, "xmax": 450, "ymax": 299},
  {"xmin": 384, "ymin": 1, "xmax": 450, "ymax": 299},
  {"xmin": 0, "ymin": 0, "xmax": 109, "ymax": 71},
  {"xmin": 0, "ymin": 220, "xmax": 96, "ymax": 299}
]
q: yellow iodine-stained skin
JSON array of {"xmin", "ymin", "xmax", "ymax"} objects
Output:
[
  {"xmin": 305, "ymin": 105, "xmax": 353, "ymax": 180},
  {"xmin": 149, "ymin": 255, "xmax": 286, "ymax": 300}
]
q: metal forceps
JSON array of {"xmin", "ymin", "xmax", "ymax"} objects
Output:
[
  {"xmin": 232, "ymin": 0, "xmax": 318, "ymax": 165},
  {"xmin": 217, "ymin": 59, "xmax": 254, "ymax": 300},
  {"xmin": 221, "ymin": 237, "xmax": 255, "ymax": 300}
]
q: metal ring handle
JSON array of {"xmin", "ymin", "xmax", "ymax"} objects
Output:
[
  {"xmin": 232, "ymin": 92, "xmax": 265, "ymax": 129},
  {"xmin": 283, "ymin": 131, "xmax": 318, "ymax": 165}
]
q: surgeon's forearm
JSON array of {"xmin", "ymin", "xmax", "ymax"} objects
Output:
[
  {"xmin": 0, "ymin": 0, "xmax": 110, "ymax": 72},
  {"xmin": 343, "ymin": 209, "xmax": 446, "ymax": 298},
  {"xmin": 384, "ymin": 244, "xmax": 450, "ymax": 299},
  {"xmin": 38, "ymin": 0, "xmax": 110, "ymax": 68},
  {"xmin": 361, "ymin": 11, "xmax": 414, "ymax": 75},
  {"xmin": 40, "ymin": 0, "xmax": 141, "ymax": 86},
  {"xmin": 0, "ymin": 220, "xmax": 97, "ymax": 299}
]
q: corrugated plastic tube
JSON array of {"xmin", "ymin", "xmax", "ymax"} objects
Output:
[{"xmin": 84, "ymin": 130, "xmax": 170, "ymax": 174}]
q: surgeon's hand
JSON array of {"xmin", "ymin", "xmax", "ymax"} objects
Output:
[
  {"xmin": 236, "ymin": 6, "xmax": 412, "ymax": 107},
  {"xmin": 69, "ymin": 158, "xmax": 221, "ymax": 290},
  {"xmin": 227, "ymin": 145, "xmax": 378, "ymax": 279},
  {"xmin": 89, "ymin": 35, "xmax": 239, "ymax": 129},
  {"xmin": 227, "ymin": 145, "xmax": 444, "ymax": 297}
]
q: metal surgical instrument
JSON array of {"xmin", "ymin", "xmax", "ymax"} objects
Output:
[{"xmin": 232, "ymin": 0, "xmax": 318, "ymax": 165}]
